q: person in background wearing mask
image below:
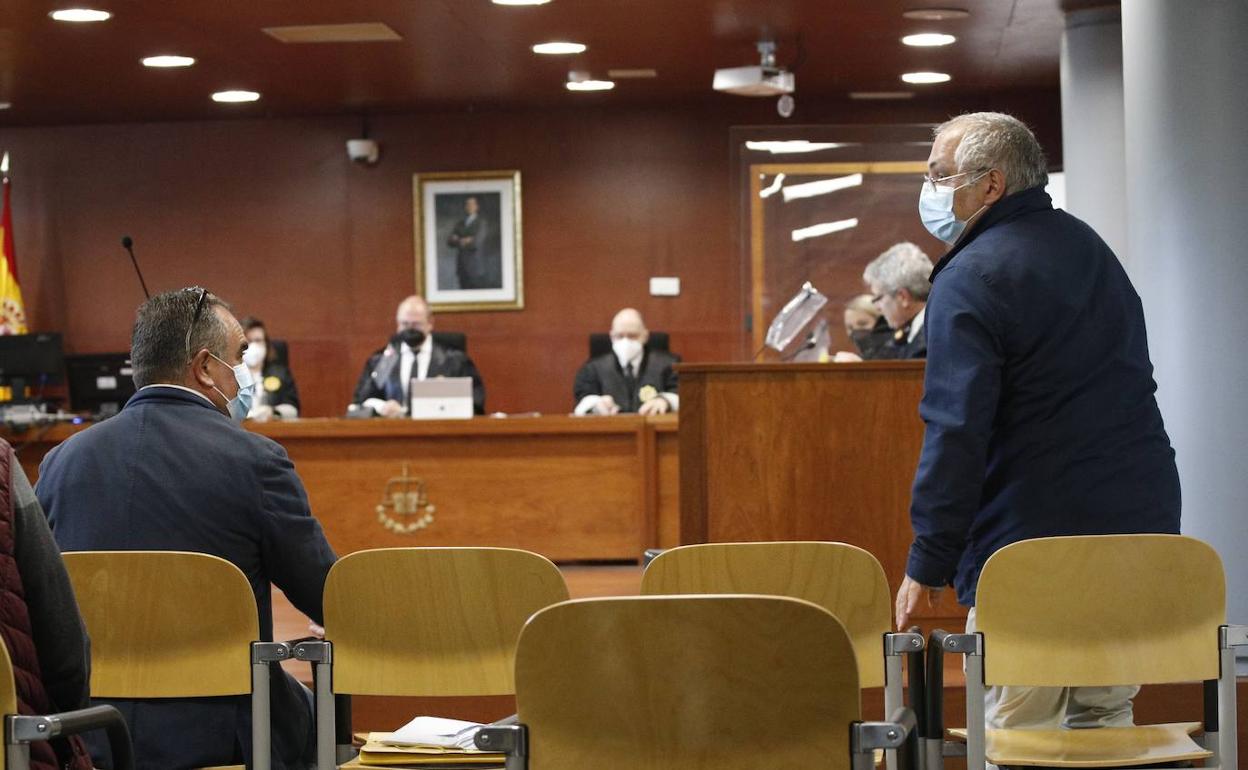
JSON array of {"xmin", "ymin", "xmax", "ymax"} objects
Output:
[
  {"xmin": 351, "ymin": 295, "xmax": 485, "ymax": 416},
  {"xmin": 836, "ymin": 243, "xmax": 934, "ymax": 362},
  {"xmin": 895, "ymin": 113, "xmax": 1179, "ymax": 733},
  {"xmin": 573, "ymin": 308, "xmax": 678, "ymax": 415},
  {"xmin": 842, "ymin": 294, "xmax": 893, "ymax": 360},
  {"xmin": 240, "ymin": 316, "xmax": 300, "ymax": 421},
  {"xmin": 35, "ymin": 288, "xmax": 337, "ymax": 770}
]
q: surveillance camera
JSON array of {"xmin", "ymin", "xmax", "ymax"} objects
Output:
[
  {"xmin": 777, "ymin": 94, "xmax": 795, "ymax": 119},
  {"xmin": 346, "ymin": 139, "xmax": 380, "ymax": 165}
]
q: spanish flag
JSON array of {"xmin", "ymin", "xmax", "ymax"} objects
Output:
[{"xmin": 0, "ymin": 152, "xmax": 27, "ymax": 335}]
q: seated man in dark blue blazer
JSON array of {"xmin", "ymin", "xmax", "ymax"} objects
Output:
[
  {"xmin": 37, "ymin": 288, "xmax": 338, "ymax": 770},
  {"xmin": 573, "ymin": 308, "xmax": 678, "ymax": 415},
  {"xmin": 351, "ymin": 295, "xmax": 486, "ymax": 416}
]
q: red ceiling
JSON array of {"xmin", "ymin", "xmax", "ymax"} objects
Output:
[{"xmin": 0, "ymin": 0, "xmax": 1066, "ymax": 125}]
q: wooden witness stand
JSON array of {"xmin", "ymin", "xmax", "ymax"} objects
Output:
[{"xmin": 678, "ymin": 360, "xmax": 966, "ymax": 629}]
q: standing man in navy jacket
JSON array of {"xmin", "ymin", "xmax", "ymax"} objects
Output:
[
  {"xmin": 894, "ymin": 113, "xmax": 1180, "ymax": 730},
  {"xmin": 37, "ymin": 288, "xmax": 337, "ymax": 770}
]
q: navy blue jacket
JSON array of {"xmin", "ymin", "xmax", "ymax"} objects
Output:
[
  {"xmin": 37, "ymin": 386, "xmax": 337, "ymax": 770},
  {"xmin": 907, "ymin": 186, "xmax": 1180, "ymax": 606}
]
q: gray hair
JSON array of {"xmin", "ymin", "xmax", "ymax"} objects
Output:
[
  {"xmin": 935, "ymin": 112, "xmax": 1048, "ymax": 195},
  {"xmin": 863, "ymin": 242, "xmax": 934, "ymax": 300},
  {"xmin": 131, "ymin": 288, "xmax": 232, "ymax": 388}
]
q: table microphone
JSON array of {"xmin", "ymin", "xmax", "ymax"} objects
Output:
[{"xmin": 120, "ymin": 235, "xmax": 151, "ymax": 299}]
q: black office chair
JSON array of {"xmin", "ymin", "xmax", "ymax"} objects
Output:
[
  {"xmin": 269, "ymin": 339, "xmax": 290, "ymax": 367},
  {"xmin": 432, "ymin": 332, "xmax": 467, "ymax": 354},
  {"xmin": 587, "ymin": 332, "xmax": 673, "ymax": 361}
]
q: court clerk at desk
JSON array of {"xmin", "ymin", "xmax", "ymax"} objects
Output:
[{"xmin": 351, "ymin": 295, "xmax": 486, "ymax": 416}]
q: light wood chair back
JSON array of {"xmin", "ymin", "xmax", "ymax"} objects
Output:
[
  {"xmin": 641, "ymin": 541, "xmax": 892, "ymax": 687},
  {"xmin": 516, "ymin": 595, "xmax": 861, "ymax": 770},
  {"xmin": 62, "ymin": 551, "xmax": 258, "ymax": 698},
  {"xmin": 976, "ymin": 534, "xmax": 1224, "ymax": 687},
  {"xmin": 323, "ymin": 547, "xmax": 569, "ymax": 696},
  {"xmin": 0, "ymin": 641, "xmax": 17, "ymax": 722}
]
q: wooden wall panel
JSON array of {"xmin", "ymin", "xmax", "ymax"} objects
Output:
[{"xmin": 0, "ymin": 91, "xmax": 1060, "ymax": 417}]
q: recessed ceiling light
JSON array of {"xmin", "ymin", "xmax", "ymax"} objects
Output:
[
  {"xmin": 902, "ymin": 8, "xmax": 969, "ymax": 21},
  {"xmin": 492, "ymin": 0, "xmax": 551, "ymax": 4},
  {"xmin": 142, "ymin": 55, "xmax": 196, "ymax": 68},
  {"xmin": 211, "ymin": 90, "xmax": 261, "ymax": 103},
  {"xmin": 532, "ymin": 41, "xmax": 586, "ymax": 55},
  {"xmin": 901, "ymin": 71, "xmax": 951, "ymax": 84},
  {"xmin": 849, "ymin": 91, "xmax": 916, "ymax": 100},
  {"xmin": 902, "ymin": 33, "xmax": 956, "ymax": 47},
  {"xmin": 49, "ymin": 8, "xmax": 113, "ymax": 22},
  {"xmin": 566, "ymin": 79, "xmax": 614, "ymax": 92}
]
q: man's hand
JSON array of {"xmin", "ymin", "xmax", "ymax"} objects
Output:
[
  {"xmin": 638, "ymin": 397, "xmax": 670, "ymax": 416},
  {"xmin": 833, "ymin": 351, "xmax": 864, "ymax": 362},
  {"xmin": 378, "ymin": 399, "xmax": 405, "ymax": 418},
  {"xmin": 308, "ymin": 622, "xmax": 325, "ymax": 639},
  {"xmin": 250, "ymin": 404, "xmax": 275, "ymax": 422},
  {"xmin": 895, "ymin": 574, "xmax": 944, "ymax": 629},
  {"xmin": 593, "ymin": 395, "xmax": 620, "ymax": 415}
]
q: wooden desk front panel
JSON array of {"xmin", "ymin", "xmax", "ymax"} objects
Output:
[
  {"xmin": 679, "ymin": 361, "xmax": 965, "ymax": 623},
  {"xmin": 9, "ymin": 415, "xmax": 680, "ymax": 562}
]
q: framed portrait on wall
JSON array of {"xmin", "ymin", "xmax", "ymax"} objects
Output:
[{"xmin": 413, "ymin": 169, "xmax": 523, "ymax": 312}]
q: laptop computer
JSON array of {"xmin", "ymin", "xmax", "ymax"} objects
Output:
[{"xmin": 408, "ymin": 377, "xmax": 474, "ymax": 420}]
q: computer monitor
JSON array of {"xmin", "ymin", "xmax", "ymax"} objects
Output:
[
  {"xmin": 64, "ymin": 353, "xmax": 136, "ymax": 417},
  {"xmin": 0, "ymin": 332, "xmax": 64, "ymax": 404}
]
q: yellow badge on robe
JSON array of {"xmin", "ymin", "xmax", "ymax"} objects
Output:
[
  {"xmin": 263, "ymin": 376, "xmax": 282, "ymax": 393},
  {"xmin": 638, "ymin": 384, "xmax": 658, "ymax": 403}
]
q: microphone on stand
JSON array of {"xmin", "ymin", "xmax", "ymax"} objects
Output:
[{"xmin": 120, "ymin": 235, "xmax": 151, "ymax": 299}]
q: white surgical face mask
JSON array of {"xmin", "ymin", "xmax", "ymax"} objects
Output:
[
  {"xmin": 243, "ymin": 343, "xmax": 266, "ymax": 370},
  {"xmin": 612, "ymin": 337, "xmax": 643, "ymax": 365},
  {"xmin": 919, "ymin": 170, "xmax": 989, "ymax": 244},
  {"xmin": 209, "ymin": 353, "xmax": 255, "ymax": 422}
]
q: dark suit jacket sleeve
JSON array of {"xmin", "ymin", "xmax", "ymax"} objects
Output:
[
  {"xmin": 460, "ymin": 354, "xmax": 486, "ymax": 415},
  {"xmin": 907, "ymin": 264, "xmax": 1004, "ymax": 587},
  {"xmin": 661, "ymin": 359, "xmax": 678, "ymax": 394},
  {"xmin": 351, "ymin": 353, "xmax": 384, "ymax": 405},
  {"xmin": 255, "ymin": 442, "xmax": 337, "ymax": 624},
  {"xmin": 11, "ymin": 462, "xmax": 90, "ymax": 712},
  {"xmin": 573, "ymin": 360, "xmax": 604, "ymax": 403}
]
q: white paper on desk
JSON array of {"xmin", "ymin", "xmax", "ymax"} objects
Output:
[{"xmin": 383, "ymin": 715, "xmax": 484, "ymax": 749}]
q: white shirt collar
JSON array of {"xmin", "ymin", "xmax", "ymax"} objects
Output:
[
  {"xmin": 139, "ymin": 383, "xmax": 216, "ymax": 406},
  {"xmin": 908, "ymin": 306, "xmax": 926, "ymax": 344}
]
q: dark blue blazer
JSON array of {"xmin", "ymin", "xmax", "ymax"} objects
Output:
[
  {"xmin": 37, "ymin": 386, "xmax": 337, "ymax": 770},
  {"xmin": 907, "ymin": 186, "xmax": 1180, "ymax": 606}
]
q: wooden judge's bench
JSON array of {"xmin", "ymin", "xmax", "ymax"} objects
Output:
[{"xmin": 8, "ymin": 360, "xmax": 955, "ymax": 621}]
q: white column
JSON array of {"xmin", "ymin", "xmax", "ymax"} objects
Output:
[
  {"xmin": 1123, "ymin": 0, "xmax": 1248, "ymax": 649},
  {"xmin": 1060, "ymin": 7, "xmax": 1126, "ymax": 261}
]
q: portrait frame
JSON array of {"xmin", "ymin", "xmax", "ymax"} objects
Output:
[{"xmin": 413, "ymin": 169, "xmax": 524, "ymax": 312}]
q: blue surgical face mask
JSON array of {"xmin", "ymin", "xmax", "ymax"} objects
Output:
[
  {"xmin": 209, "ymin": 353, "xmax": 255, "ymax": 421},
  {"xmin": 919, "ymin": 171, "xmax": 989, "ymax": 244}
]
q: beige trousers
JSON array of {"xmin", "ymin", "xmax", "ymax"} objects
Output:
[{"xmin": 965, "ymin": 608, "xmax": 1138, "ymax": 729}]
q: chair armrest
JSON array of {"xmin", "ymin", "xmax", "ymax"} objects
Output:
[
  {"xmin": 7, "ymin": 704, "xmax": 133, "ymax": 770},
  {"xmin": 853, "ymin": 707, "xmax": 919, "ymax": 770},
  {"xmin": 475, "ymin": 724, "xmax": 528, "ymax": 770}
]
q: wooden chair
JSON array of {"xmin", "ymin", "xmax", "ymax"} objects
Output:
[
  {"xmin": 0, "ymin": 638, "xmax": 133, "ymax": 770},
  {"xmin": 641, "ymin": 542, "xmax": 925, "ymax": 728},
  {"xmin": 311, "ymin": 547, "xmax": 570, "ymax": 768},
  {"xmin": 928, "ymin": 534, "xmax": 1247, "ymax": 770},
  {"xmin": 474, "ymin": 594, "xmax": 916, "ymax": 770},
  {"xmin": 62, "ymin": 550, "xmax": 291, "ymax": 770}
]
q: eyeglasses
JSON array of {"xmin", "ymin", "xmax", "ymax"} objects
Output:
[
  {"xmin": 183, "ymin": 286, "xmax": 208, "ymax": 362},
  {"xmin": 923, "ymin": 168, "xmax": 989, "ymax": 194}
]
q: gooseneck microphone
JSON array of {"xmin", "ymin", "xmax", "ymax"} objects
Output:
[{"xmin": 120, "ymin": 235, "xmax": 151, "ymax": 299}]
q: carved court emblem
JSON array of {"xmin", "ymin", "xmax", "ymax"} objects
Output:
[{"xmin": 376, "ymin": 463, "xmax": 436, "ymax": 534}]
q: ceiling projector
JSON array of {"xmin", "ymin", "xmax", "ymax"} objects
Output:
[{"xmin": 713, "ymin": 40, "xmax": 795, "ymax": 97}]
